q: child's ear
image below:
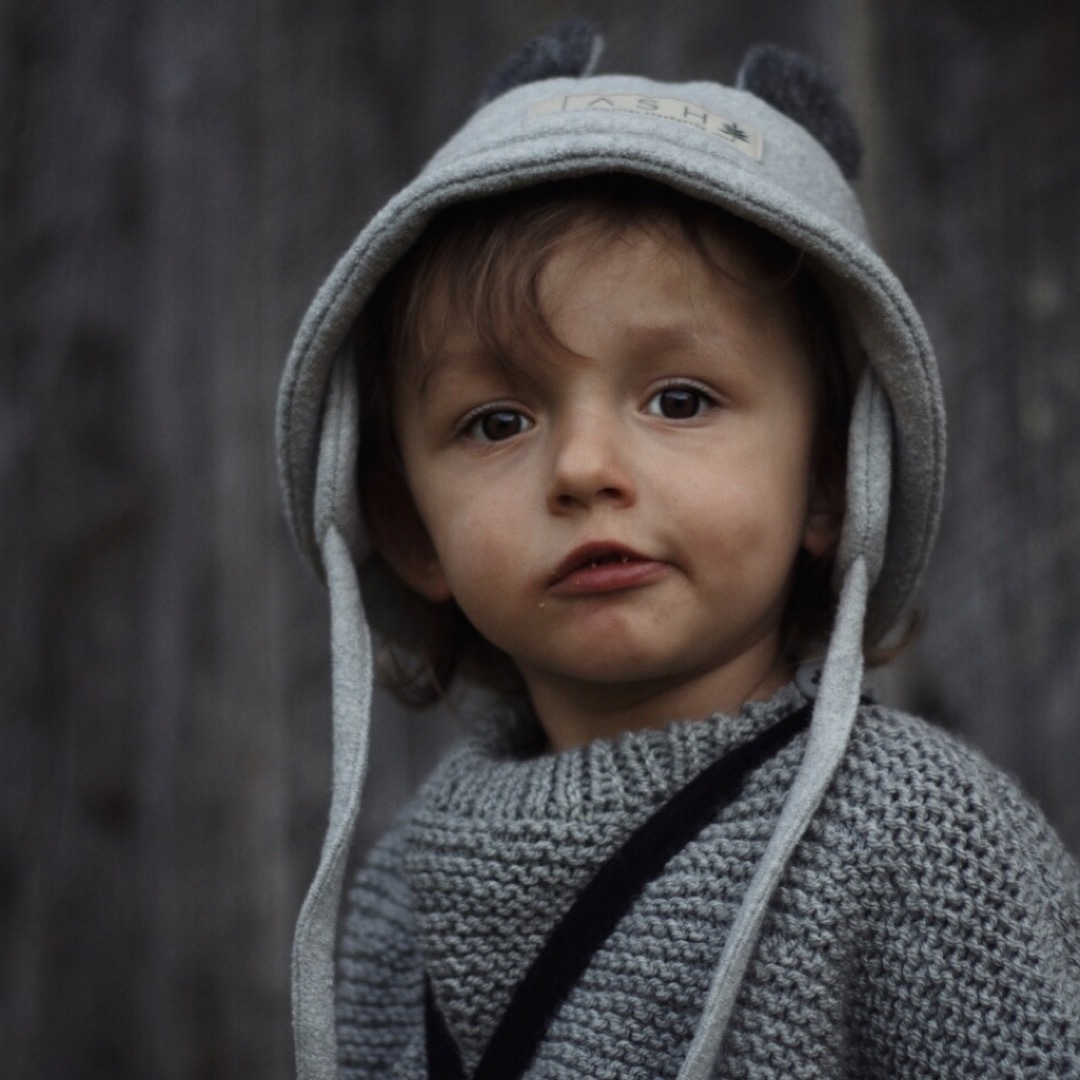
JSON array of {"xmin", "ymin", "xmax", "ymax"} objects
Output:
[
  {"xmin": 801, "ymin": 473, "xmax": 844, "ymax": 559},
  {"xmin": 363, "ymin": 471, "xmax": 452, "ymax": 603}
]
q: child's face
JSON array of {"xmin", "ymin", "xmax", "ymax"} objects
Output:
[{"xmin": 385, "ymin": 222, "xmax": 840, "ymax": 748}]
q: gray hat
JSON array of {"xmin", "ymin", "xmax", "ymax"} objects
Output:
[{"xmin": 277, "ymin": 26, "xmax": 945, "ymax": 1080}]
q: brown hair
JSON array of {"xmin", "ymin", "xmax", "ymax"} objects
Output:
[{"xmin": 355, "ymin": 174, "xmax": 854, "ymax": 705}]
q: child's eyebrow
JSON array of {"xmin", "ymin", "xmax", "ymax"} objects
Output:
[
  {"xmin": 413, "ymin": 346, "xmax": 544, "ymax": 400},
  {"xmin": 614, "ymin": 319, "xmax": 749, "ymax": 361},
  {"xmin": 616, "ymin": 323, "xmax": 700, "ymax": 350},
  {"xmin": 408, "ymin": 317, "xmax": 740, "ymax": 401}
]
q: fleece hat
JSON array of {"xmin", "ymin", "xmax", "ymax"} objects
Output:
[{"xmin": 276, "ymin": 23, "xmax": 945, "ymax": 1080}]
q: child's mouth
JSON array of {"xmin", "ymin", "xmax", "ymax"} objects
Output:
[{"xmin": 548, "ymin": 544, "xmax": 666, "ymax": 594}]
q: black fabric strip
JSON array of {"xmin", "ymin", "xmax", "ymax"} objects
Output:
[
  {"xmin": 426, "ymin": 975, "xmax": 467, "ymax": 1079},
  {"xmin": 425, "ymin": 702, "xmax": 812, "ymax": 1080}
]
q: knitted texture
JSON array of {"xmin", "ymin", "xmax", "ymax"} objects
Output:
[{"xmin": 337, "ymin": 686, "xmax": 1080, "ymax": 1078}]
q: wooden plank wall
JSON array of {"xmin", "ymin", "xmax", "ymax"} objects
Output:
[
  {"xmin": 872, "ymin": 2, "xmax": 1080, "ymax": 849},
  {"xmin": 2, "ymin": 2, "xmax": 1077, "ymax": 1076}
]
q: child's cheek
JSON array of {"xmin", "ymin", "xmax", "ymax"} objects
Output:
[{"xmin": 437, "ymin": 502, "xmax": 521, "ymax": 595}]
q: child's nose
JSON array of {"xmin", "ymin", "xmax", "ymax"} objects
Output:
[{"xmin": 546, "ymin": 411, "xmax": 637, "ymax": 513}]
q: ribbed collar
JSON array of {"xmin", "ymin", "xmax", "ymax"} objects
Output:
[{"xmin": 420, "ymin": 682, "xmax": 809, "ymax": 825}]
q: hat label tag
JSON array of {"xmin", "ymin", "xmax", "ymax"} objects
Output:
[{"xmin": 528, "ymin": 94, "xmax": 764, "ymax": 160}]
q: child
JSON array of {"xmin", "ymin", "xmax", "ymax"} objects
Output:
[{"xmin": 276, "ymin": 24, "xmax": 1080, "ymax": 1079}]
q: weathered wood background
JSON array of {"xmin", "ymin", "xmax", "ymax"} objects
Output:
[{"xmin": 3, "ymin": 1, "xmax": 1078, "ymax": 1076}]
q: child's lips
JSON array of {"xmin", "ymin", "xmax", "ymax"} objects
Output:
[{"xmin": 547, "ymin": 542, "xmax": 668, "ymax": 595}]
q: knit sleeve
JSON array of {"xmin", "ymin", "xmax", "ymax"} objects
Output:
[
  {"xmin": 336, "ymin": 820, "xmax": 425, "ymax": 1078},
  {"xmin": 843, "ymin": 714, "xmax": 1080, "ymax": 1077}
]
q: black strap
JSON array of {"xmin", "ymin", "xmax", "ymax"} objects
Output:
[
  {"xmin": 425, "ymin": 703, "xmax": 812, "ymax": 1080},
  {"xmin": 426, "ymin": 975, "xmax": 465, "ymax": 1079}
]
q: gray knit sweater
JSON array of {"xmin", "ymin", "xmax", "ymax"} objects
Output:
[{"xmin": 337, "ymin": 685, "xmax": 1080, "ymax": 1078}]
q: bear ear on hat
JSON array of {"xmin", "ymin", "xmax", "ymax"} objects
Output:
[
  {"xmin": 479, "ymin": 19, "xmax": 604, "ymax": 104},
  {"xmin": 737, "ymin": 44, "xmax": 863, "ymax": 180}
]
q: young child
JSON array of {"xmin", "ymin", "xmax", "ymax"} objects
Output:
[{"xmin": 276, "ymin": 24, "xmax": 1080, "ymax": 1079}]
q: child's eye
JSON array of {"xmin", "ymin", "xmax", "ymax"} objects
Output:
[
  {"xmin": 462, "ymin": 408, "xmax": 533, "ymax": 443},
  {"xmin": 645, "ymin": 385, "xmax": 714, "ymax": 420}
]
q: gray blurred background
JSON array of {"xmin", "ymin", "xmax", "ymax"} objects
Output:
[{"xmin": 3, "ymin": 1, "xmax": 1079, "ymax": 1076}]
